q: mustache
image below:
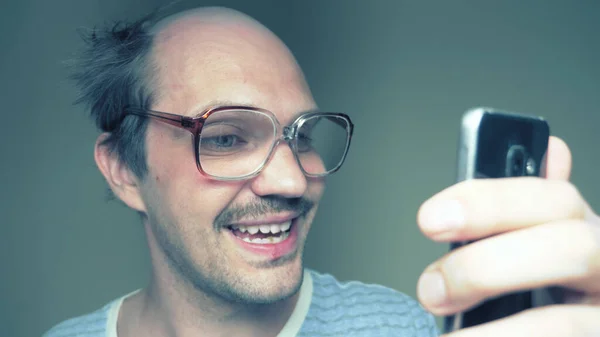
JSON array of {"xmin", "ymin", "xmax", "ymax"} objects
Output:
[{"xmin": 214, "ymin": 196, "xmax": 315, "ymax": 228}]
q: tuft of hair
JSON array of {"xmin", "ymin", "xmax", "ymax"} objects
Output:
[
  {"xmin": 67, "ymin": 1, "xmax": 228, "ymax": 179},
  {"xmin": 67, "ymin": 7, "xmax": 164, "ymax": 179}
]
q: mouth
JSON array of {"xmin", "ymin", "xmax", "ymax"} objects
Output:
[
  {"xmin": 224, "ymin": 217, "xmax": 299, "ymax": 259},
  {"xmin": 226, "ymin": 220, "xmax": 293, "ymax": 244}
]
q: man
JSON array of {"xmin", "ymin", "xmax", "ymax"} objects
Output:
[{"xmin": 44, "ymin": 5, "xmax": 600, "ymax": 337}]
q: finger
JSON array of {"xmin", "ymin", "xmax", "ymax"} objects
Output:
[
  {"xmin": 417, "ymin": 178, "xmax": 588, "ymax": 242},
  {"xmin": 442, "ymin": 305, "xmax": 600, "ymax": 337},
  {"xmin": 546, "ymin": 136, "xmax": 572, "ymax": 181},
  {"xmin": 543, "ymin": 137, "xmax": 599, "ymax": 227},
  {"xmin": 417, "ymin": 220, "xmax": 600, "ymax": 314}
]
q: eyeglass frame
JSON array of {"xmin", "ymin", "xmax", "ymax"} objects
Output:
[{"xmin": 122, "ymin": 106, "xmax": 354, "ymax": 181}]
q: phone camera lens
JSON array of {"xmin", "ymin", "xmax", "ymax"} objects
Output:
[
  {"xmin": 506, "ymin": 145, "xmax": 528, "ymax": 177},
  {"xmin": 513, "ymin": 156, "xmax": 523, "ymax": 172}
]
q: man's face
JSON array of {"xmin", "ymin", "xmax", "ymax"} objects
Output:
[{"xmin": 136, "ymin": 16, "xmax": 324, "ymax": 304}]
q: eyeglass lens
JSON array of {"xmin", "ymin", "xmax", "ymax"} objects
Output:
[{"xmin": 197, "ymin": 109, "xmax": 349, "ymax": 178}]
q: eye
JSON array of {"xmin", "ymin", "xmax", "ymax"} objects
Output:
[
  {"xmin": 296, "ymin": 132, "xmax": 313, "ymax": 152},
  {"xmin": 200, "ymin": 134, "xmax": 249, "ymax": 154},
  {"xmin": 206, "ymin": 135, "xmax": 239, "ymax": 148}
]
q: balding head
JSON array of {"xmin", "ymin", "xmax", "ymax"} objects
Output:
[{"xmin": 150, "ymin": 6, "xmax": 266, "ymax": 34}]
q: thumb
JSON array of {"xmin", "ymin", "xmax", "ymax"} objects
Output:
[
  {"xmin": 546, "ymin": 137, "xmax": 598, "ymax": 224},
  {"xmin": 545, "ymin": 136, "xmax": 572, "ymax": 181}
]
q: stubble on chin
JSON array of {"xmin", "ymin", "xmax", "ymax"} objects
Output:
[{"xmin": 153, "ymin": 221, "xmax": 306, "ymax": 306}]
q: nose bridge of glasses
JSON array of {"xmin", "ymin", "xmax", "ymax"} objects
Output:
[
  {"xmin": 262, "ymin": 126, "xmax": 302, "ymax": 172},
  {"xmin": 269, "ymin": 128, "xmax": 297, "ymax": 162},
  {"xmin": 281, "ymin": 125, "xmax": 295, "ymax": 142}
]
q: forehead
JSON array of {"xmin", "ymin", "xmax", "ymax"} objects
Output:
[{"xmin": 149, "ymin": 14, "xmax": 316, "ymax": 121}]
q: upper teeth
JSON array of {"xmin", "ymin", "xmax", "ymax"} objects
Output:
[{"xmin": 232, "ymin": 220, "xmax": 292, "ymax": 234}]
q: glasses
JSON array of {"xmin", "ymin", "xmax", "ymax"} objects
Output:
[{"xmin": 124, "ymin": 106, "xmax": 354, "ymax": 181}]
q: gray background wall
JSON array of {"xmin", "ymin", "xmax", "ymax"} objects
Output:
[{"xmin": 1, "ymin": 1, "xmax": 598, "ymax": 336}]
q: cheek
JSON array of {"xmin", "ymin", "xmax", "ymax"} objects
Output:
[
  {"xmin": 145, "ymin": 131, "xmax": 246, "ymax": 225},
  {"xmin": 307, "ymin": 178, "xmax": 326, "ymax": 200}
]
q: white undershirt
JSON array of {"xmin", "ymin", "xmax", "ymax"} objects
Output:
[{"xmin": 106, "ymin": 270, "xmax": 313, "ymax": 337}]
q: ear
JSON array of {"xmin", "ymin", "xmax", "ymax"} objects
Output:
[{"xmin": 94, "ymin": 133, "xmax": 147, "ymax": 212}]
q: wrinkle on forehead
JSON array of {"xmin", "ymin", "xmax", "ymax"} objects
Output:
[
  {"xmin": 152, "ymin": 7, "xmax": 298, "ymax": 74},
  {"xmin": 147, "ymin": 6, "xmax": 311, "ymax": 114},
  {"xmin": 151, "ymin": 7, "xmax": 275, "ymax": 56}
]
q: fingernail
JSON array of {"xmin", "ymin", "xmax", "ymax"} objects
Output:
[
  {"xmin": 418, "ymin": 271, "xmax": 448, "ymax": 307},
  {"xmin": 421, "ymin": 199, "xmax": 465, "ymax": 233}
]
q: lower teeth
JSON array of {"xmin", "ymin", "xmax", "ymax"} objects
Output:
[{"xmin": 241, "ymin": 231, "xmax": 290, "ymax": 244}]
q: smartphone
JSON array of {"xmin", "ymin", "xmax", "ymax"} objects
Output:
[{"xmin": 443, "ymin": 107, "xmax": 550, "ymax": 333}]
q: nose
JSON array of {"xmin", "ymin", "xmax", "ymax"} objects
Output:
[{"xmin": 249, "ymin": 141, "xmax": 307, "ymax": 198}]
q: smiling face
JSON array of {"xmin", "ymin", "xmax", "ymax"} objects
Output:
[{"xmin": 132, "ymin": 10, "xmax": 324, "ymax": 304}]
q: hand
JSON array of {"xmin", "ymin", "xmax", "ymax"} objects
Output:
[{"xmin": 416, "ymin": 136, "xmax": 600, "ymax": 337}]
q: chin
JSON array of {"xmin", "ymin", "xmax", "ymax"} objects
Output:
[
  {"xmin": 244, "ymin": 259, "xmax": 304, "ymax": 304},
  {"xmin": 219, "ymin": 255, "xmax": 305, "ymax": 305}
]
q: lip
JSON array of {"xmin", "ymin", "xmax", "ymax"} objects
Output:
[{"xmin": 226, "ymin": 217, "xmax": 299, "ymax": 260}]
